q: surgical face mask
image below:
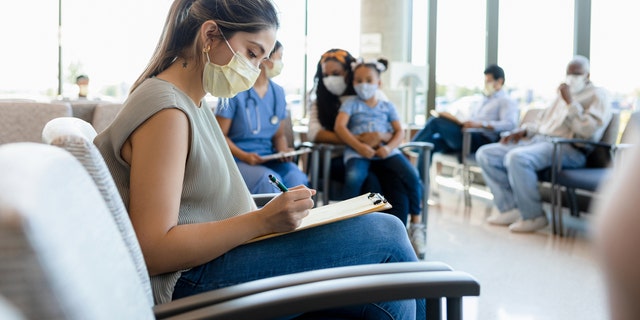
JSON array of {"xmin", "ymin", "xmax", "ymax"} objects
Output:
[
  {"xmin": 265, "ymin": 59, "xmax": 283, "ymax": 79},
  {"xmin": 202, "ymin": 37, "xmax": 261, "ymax": 98},
  {"xmin": 322, "ymin": 75, "xmax": 347, "ymax": 96},
  {"xmin": 565, "ymin": 74, "xmax": 587, "ymax": 94},
  {"xmin": 483, "ymin": 81, "xmax": 496, "ymax": 96},
  {"xmin": 354, "ymin": 83, "xmax": 378, "ymax": 100}
]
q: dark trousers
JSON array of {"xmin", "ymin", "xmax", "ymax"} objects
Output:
[{"xmin": 412, "ymin": 117, "xmax": 495, "ymax": 179}]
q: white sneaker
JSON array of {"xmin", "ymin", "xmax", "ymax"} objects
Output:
[
  {"xmin": 486, "ymin": 209, "xmax": 520, "ymax": 226},
  {"xmin": 408, "ymin": 223, "xmax": 426, "ymax": 259},
  {"xmin": 509, "ymin": 215, "xmax": 549, "ymax": 233}
]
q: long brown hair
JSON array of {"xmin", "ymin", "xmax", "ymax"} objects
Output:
[
  {"xmin": 313, "ymin": 49, "xmax": 357, "ymax": 131},
  {"xmin": 130, "ymin": 0, "xmax": 279, "ymax": 93}
]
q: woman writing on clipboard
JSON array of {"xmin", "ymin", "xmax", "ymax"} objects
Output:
[{"xmin": 216, "ymin": 41, "xmax": 309, "ymax": 193}]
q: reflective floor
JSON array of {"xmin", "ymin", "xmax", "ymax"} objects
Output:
[{"xmin": 424, "ymin": 177, "xmax": 609, "ymax": 320}]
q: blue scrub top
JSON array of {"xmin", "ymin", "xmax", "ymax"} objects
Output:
[{"xmin": 216, "ymin": 80, "xmax": 287, "ymax": 156}]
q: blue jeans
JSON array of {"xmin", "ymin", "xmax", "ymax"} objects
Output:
[
  {"xmin": 412, "ymin": 117, "xmax": 495, "ymax": 179},
  {"xmin": 330, "ymin": 156, "xmax": 418, "ymax": 225},
  {"xmin": 344, "ymin": 155, "xmax": 423, "ymax": 223},
  {"xmin": 173, "ymin": 213, "xmax": 425, "ymax": 319},
  {"xmin": 237, "ymin": 160, "xmax": 309, "ymax": 194},
  {"xmin": 475, "ymin": 136, "xmax": 586, "ymax": 219}
]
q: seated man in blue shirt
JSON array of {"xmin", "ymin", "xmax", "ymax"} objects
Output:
[{"xmin": 412, "ymin": 64, "xmax": 519, "ymax": 179}]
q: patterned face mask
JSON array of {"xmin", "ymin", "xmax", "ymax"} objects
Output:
[
  {"xmin": 202, "ymin": 36, "xmax": 260, "ymax": 98},
  {"xmin": 354, "ymin": 83, "xmax": 378, "ymax": 100}
]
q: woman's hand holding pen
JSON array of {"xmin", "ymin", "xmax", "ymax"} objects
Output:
[{"xmin": 258, "ymin": 186, "xmax": 316, "ymax": 234}]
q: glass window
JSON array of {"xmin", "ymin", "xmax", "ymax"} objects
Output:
[
  {"xmin": 0, "ymin": 2, "xmax": 59, "ymax": 99},
  {"xmin": 62, "ymin": 0, "xmax": 171, "ymax": 101},
  {"xmin": 434, "ymin": 0, "xmax": 486, "ymax": 116},
  {"xmin": 273, "ymin": 0, "xmax": 361, "ymax": 122},
  {"xmin": 498, "ymin": 0, "xmax": 574, "ymax": 111},
  {"xmin": 591, "ymin": 0, "xmax": 640, "ymax": 136},
  {"xmin": 0, "ymin": 1, "xmax": 171, "ymax": 101}
]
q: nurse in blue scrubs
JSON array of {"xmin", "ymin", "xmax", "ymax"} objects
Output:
[{"xmin": 216, "ymin": 41, "xmax": 308, "ymax": 193}]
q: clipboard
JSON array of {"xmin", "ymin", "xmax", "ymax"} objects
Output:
[
  {"xmin": 247, "ymin": 193, "xmax": 392, "ymax": 243},
  {"xmin": 260, "ymin": 147, "xmax": 313, "ymax": 161}
]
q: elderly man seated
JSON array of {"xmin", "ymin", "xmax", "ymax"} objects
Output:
[{"xmin": 476, "ymin": 55, "xmax": 612, "ymax": 233}]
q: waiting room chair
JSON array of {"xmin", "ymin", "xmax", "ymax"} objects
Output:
[
  {"xmin": 65, "ymin": 99, "xmax": 101, "ymax": 123},
  {"xmin": 549, "ymin": 111, "xmax": 638, "ymax": 236},
  {"xmin": 0, "ymin": 141, "xmax": 480, "ymax": 319},
  {"xmin": 91, "ymin": 102, "xmax": 124, "ymax": 133},
  {"xmin": 0, "ymin": 101, "xmax": 71, "ymax": 144},
  {"xmin": 431, "ymin": 108, "xmax": 539, "ymax": 207}
]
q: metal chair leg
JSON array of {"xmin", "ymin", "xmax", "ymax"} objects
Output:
[
  {"xmin": 446, "ymin": 297, "xmax": 463, "ymax": 320},
  {"xmin": 426, "ymin": 298, "xmax": 441, "ymax": 320}
]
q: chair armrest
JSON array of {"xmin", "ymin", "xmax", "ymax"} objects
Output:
[
  {"xmin": 398, "ymin": 141, "xmax": 434, "ymax": 160},
  {"xmin": 548, "ymin": 138, "xmax": 615, "ymax": 185},
  {"xmin": 155, "ymin": 261, "xmax": 455, "ymax": 318},
  {"xmin": 299, "ymin": 141, "xmax": 316, "ymax": 150},
  {"xmin": 614, "ymin": 143, "xmax": 633, "ymax": 150},
  {"xmin": 161, "ymin": 270, "xmax": 479, "ymax": 320},
  {"xmin": 461, "ymin": 127, "xmax": 493, "ymax": 134},
  {"xmin": 549, "ymin": 137, "xmax": 613, "ymax": 149},
  {"xmin": 315, "ymin": 142, "xmax": 346, "ymax": 152},
  {"xmin": 399, "ymin": 141, "xmax": 434, "ymax": 151}
]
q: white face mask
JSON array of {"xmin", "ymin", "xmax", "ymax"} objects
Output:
[
  {"xmin": 354, "ymin": 83, "xmax": 378, "ymax": 100},
  {"xmin": 483, "ymin": 81, "xmax": 496, "ymax": 96},
  {"xmin": 565, "ymin": 74, "xmax": 587, "ymax": 94},
  {"xmin": 265, "ymin": 59, "xmax": 284, "ymax": 79},
  {"xmin": 202, "ymin": 37, "xmax": 261, "ymax": 98},
  {"xmin": 322, "ymin": 75, "xmax": 347, "ymax": 96}
]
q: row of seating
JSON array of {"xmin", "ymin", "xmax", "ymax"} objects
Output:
[
  {"xmin": 431, "ymin": 108, "xmax": 640, "ymax": 236},
  {"xmin": 0, "ymin": 100, "xmax": 123, "ymax": 144},
  {"xmin": 0, "ymin": 116, "xmax": 480, "ymax": 319}
]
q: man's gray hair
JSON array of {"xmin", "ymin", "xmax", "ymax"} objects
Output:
[{"xmin": 569, "ymin": 55, "xmax": 590, "ymax": 73}]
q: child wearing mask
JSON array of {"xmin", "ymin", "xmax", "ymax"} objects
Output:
[{"xmin": 334, "ymin": 58, "xmax": 424, "ymax": 238}]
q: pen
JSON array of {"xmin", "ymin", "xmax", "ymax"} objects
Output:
[{"xmin": 268, "ymin": 174, "xmax": 289, "ymax": 192}]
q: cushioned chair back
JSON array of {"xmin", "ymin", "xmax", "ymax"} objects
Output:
[
  {"xmin": 620, "ymin": 111, "xmax": 640, "ymax": 143},
  {"xmin": 586, "ymin": 112, "xmax": 620, "ymax": 168},
  {"xmin": 0, "ymin": 101, "xmax": 72, "ymax": 144},
  {"xmin": 520, "ymin": 108, "xmax": 542, "ymax": 125},
  {"xmin": 42, "ymin": 117, "xmax": 154, "ymax": 307},
  {"xmin": 66, "ymin": 100, "xmax": 101, "ymax": 123},
  {"xmin": 0, "ymin": 143, "xmax": 153, "ymax": 319},
  {"xmin": 91, "ymin": 103, "xmax": 124, "ymax": 133},
  {"xmin": 600, "ymin": 112, "xmax": 620, "ymax": 145}
]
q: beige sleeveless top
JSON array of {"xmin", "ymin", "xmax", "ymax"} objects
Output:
[{"xmin": 95, "ymin": 77, "xmax": 256, "ymax": 304}]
